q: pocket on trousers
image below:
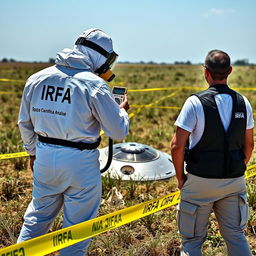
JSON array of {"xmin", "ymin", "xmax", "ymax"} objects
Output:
[
  {"xmin": 239, "ymin": 194, "xmax": 249, "ymax": 229},
  {"xmin": 177, "ymin": 200, "xmax": 198, "ymax": 238}
]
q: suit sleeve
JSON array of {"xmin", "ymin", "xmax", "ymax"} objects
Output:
[
  {"xmin": 91, "ymin": 85, "xmax": 129, "ymax": 141},
  {"xmin": 17, "ymin": 81, "xmax": 37, "ymax": 156}
]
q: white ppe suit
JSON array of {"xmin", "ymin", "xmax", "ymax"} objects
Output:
[{"xmin": 17, "ymin": 29, "xmax": 129, "ymax": 255}]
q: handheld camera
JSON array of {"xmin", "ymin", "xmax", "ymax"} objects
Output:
[{"xmin": 112, "ymin": 86, "xmax": 127, "ymax": 105}]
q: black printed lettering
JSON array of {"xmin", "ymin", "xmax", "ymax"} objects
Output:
[
  {"xmin": 1, "ymin": 247, "xmax": 25, "ymax": 256},
  {"xmin": 160, "ymin": 195, "xmax": 175, "ymax": 207},
  {"xmin": 41, "ymin": 85, "xmax": 71, "ymax": 104},
  {"xmin": 143, "ymin": 200, "xmax": 159, "ymax": 214},
  {"xmin": 53, "ymin": 231, "xmax": 73, "ymax": 247},
  {"xmin": 19, "ymin": 248, "xmax": 25, "ymax": 256},
  {"xmin": 45, "ymin": 86, "xmax": 55, "ymax": 101},
  {"xmin": 62, "ymin": 88, "xmax": 71, "ymax": 104},
  {"xmin": 104, "ymin": 214, "xmax": 122, "ymax": 228},
  {"xmin": 41, "ymin": 84, "xmax": 46, "ymax": 100},
  {"xmin": 55, "ymin": 87, "xmax": 64, "ymax": 102},
  {"xmin": 92, "ymin": 220, "xmax": 103, "ymax": 232}
]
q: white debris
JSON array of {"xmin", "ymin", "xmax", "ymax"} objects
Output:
[{"xmin": 106, "ymin": 187, "xmax": 125, "ymax": 206}]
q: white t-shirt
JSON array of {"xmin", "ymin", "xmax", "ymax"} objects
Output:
[{"xmin": 175, "ymin": 93, "xmax": 254, "ymax": 149}]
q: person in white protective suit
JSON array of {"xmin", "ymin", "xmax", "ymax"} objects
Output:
[{"xmin": 17, "ymin": 28, "xmax": 130, "ymax": 255}]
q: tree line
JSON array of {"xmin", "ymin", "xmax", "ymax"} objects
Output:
[{"xmin": 1, "ymin": 58, "xmax": 255, "ymax": 66}]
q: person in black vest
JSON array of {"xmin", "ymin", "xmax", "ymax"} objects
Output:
[{"xmin": 171, "ymin": 49, "xmax": 254, "ymax": 256}]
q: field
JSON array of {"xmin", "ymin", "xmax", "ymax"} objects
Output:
[{"xmin": 0, "ymin": 62, "xmax": 256, "ymax": 255}]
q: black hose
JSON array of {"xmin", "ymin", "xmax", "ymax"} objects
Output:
[{"xmin": 100, "ymin": 138, "xmax": 113, "ymax": 173}]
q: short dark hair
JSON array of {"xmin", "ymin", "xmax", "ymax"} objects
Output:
[{"xmin": 204, "ymin": 50, "xmax": 231, "ymax": 80}]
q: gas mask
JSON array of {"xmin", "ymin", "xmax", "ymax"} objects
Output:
[{"xmin": 75, "ymin": 37, "xmax": 118, "ymax": 82}]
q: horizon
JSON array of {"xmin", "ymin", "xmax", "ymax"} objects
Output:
[{"xmin": 0, "ymin": 58, "xmax": 254, "ymax": 66}]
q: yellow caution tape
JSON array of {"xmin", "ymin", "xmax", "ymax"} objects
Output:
[
  {"xmin": 131, "ymin": 104, "xmax": 181, "ymax": 110},
  {"xmin": 110, "ymin": 81, "xmax": 125, "ymax": 86},
  {"xmin": 0, "ymin": 152, "xmax": 29, "ymax": 160},
  {"xmin": 128, "ymin": 86, "xmax": 256, "ymax": 93},
  {"xmin": 0, "ymin": 165, "xmax": 255, "ymax": 256},
  {"xmin": 1, "ymin": 86, "xmax": 253, "ymax": 161},
  {"xmin": 1, "ymin": 77, "xmax": 256, "ymax": 92},
  {"xmin": 0, "ymin": 91, "xmax": 16, "ymax": 95},
  {"xmin": 0, "ymin": 77, "xmax": 255, "ymax": 254},
  {"xmin": 235, "ymin": 87, "xmax": 256, "ymax": 92},
  {"xmin": 129, "ymin": 89, "xmax": 181, "ymax": 118},
  {"xmin": 245, "ymin": 164, "xmax": 256, "ymax": 179},
  {"xmin": 0, "ymin": 78, "xmax": 25, "ymax": 83},
  {"xmin": 0, "ymin": 191, "xmax": 180, "ymax": 256},
  {"xmin": 128, "ymin": 87, "xmax": 180, "ymax": 92}
]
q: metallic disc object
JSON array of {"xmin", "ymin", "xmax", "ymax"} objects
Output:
[{"xmin": 99, "ymin": 142, "xmax": 176, "ymax": 181}]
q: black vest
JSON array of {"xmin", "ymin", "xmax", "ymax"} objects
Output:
[{"xmin": 185, "ymin": 84, "xmax": 247, "ymax": 178}]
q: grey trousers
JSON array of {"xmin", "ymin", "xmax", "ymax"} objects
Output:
[{"xmin": 177, "ymin": 173, "xmax": 252, "ymax": 256}]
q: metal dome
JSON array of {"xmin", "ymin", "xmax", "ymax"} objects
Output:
[
  {"xmin": 112, "ymin": 142, "xmax": 159, "ymax": 162},
  {"xmin": 99, "ymin": 142, "xmax": 176, "ymax": 181}
]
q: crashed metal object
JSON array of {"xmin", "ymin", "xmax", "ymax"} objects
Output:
[{"xmin": 99, "ymin": 142, "xmax": 175, "ymax": 181}]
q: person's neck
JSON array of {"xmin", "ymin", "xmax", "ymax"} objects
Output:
[{"xmin": 208, "ymin": 79, "xmax": 227, "ymax": 86}]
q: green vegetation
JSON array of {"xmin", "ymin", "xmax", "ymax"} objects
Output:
[{"xmin": 0, "ymin": 63, "xmax": 256, "ymax": 255}]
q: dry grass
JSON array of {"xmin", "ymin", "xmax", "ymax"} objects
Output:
[{"xmin": 0, "ymin": 63, "xmax": 256, "ymax": 255}]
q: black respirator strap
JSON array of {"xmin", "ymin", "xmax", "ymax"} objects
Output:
[
  {"xmin": 75, "ymin": 37, "xmax": 117, "ymax": 82},
  {"xmin": 75, "ymin": 37, "xmax": 109, "ymax": 58},
  {"xmin": 95, "ymin": 63, "xmax": 109, "ymax": 74}
]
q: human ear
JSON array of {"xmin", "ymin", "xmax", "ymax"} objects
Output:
[{"xmin": 228, "ymin": 66, "xmax": 232, "ymax": 75}]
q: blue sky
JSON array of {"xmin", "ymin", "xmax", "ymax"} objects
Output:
[{"xmin": 1, "ymin": 0, "xmax": 256, "ymax": 63}]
